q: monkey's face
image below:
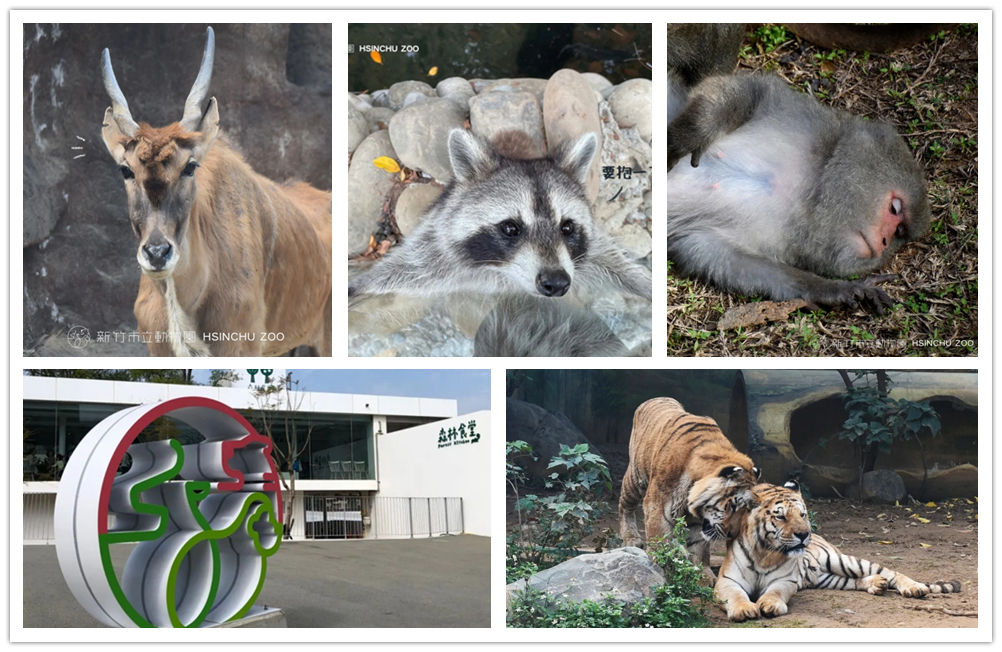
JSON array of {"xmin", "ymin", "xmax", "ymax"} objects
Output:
[{"xmin": 814, "ymin": 120, "xmax": 931, "ymax": 277}]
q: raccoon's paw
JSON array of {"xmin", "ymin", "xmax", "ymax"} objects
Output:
[
  {"xmin": 756, "ymin": 595, "xmax": 789, "ymax": 618},
  {"xmin": 861, "ymin": 575, "xmax": 889, "ymax": 595},
  {"xmin": 727, "ymin": 599, "xmax": 760, "ymax": 622},
  {"xmin": 898, "ymin": 581, "xmax": 931, "ymax": 599}
]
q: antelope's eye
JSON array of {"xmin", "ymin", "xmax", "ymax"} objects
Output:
[
  {"xmin": 182, "ymin": 161, "xmax": 199, "ymax": 177},
  {"xmin": 560, "ymin": 220, "xmax": 575, "ymax": 236},
  {"xmin": 120, "ymin": 166, "xmax": 134, "ymax": 180},
  {"xmin": 499, "ymin": 220, "xmax": 521, "ymax": 237}
]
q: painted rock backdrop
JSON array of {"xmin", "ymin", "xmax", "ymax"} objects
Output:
[{"xmin": 22, "ymin": 23, "xmax": 332, "ymax": 356}]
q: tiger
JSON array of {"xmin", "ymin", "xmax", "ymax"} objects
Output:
[
  {"xmin": 618, "ymin": 397, "xmax": 760, "ymax": 578},
  {"xmin": 716, "ymin": 480, "xmax": 962, "ymax": 622}
]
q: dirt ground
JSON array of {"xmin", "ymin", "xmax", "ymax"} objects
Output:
[{"xmin": 506, "ymin": 491, "xmax": 978, "ymax": 629}]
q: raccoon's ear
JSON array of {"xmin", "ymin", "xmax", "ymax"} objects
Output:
[
  {"xmin": 448, "ymin": 129, "xmax": 495, "ymax": 182},
  {"xmin": 556, "ymin": 132, "xmax": 598, "ymax": 185}
]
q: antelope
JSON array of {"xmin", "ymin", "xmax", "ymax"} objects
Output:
[{"xmin": 100, "ymin": 27, "xmax": 332, "ymax": 356}]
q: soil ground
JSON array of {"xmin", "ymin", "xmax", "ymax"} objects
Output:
[{"xmin": 507, "ymin": 487, "xmax": 978, "ymax": 629}]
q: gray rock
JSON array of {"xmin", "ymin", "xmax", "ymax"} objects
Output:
[
  {"xmin": 347, "ymin": 131, "xmax": 398, "ymax": 256},
  {"xmin": 507, "ymin": 547, "xmax": 664, "ymax": 606},
  {"xmin": 608, "ymin": 78, "xmax": 653, "ymax": 142},
  {"xmin": 364, "ymin": 107, "xmax": 396, "ymax": 133},
  {"xmin": 388, "ymin": 80, "xmax": 435, "ymax": 110},
  {"xmin": 370, "ymin": 89, "xmax": 390, "ymax": 108},
  {"xmin": 388, "ymin": 99, "xmax": 467, "ymax": 182},
  {"xmin": 22, "ymin": 24, "xmax": 332, "ymax": 354},
  {"xmin": 348, "ymin": 92, "xmax": 371, "ymax": 113},
  {"xmin": 468, "ymin": 91, "xmax": 545, "ymax": 152},
  {"xmin": 436, "ymin": 76, "xmax": 476, "ymax": 111},
  {"xmin": 394, "ymin": 183, "xmax": 442, "ymax": 237},
  {"xmin": 543, "ymin": 69, "xmax": 603, "ymax": 203},
  {"xmin": 581, "ymin": 72, "xmax": 613, "ymax": 94},
  {"xmin": 403, "ymin": 91, "xmax": 431, "ymax": 108},
  {"xmin": 479, "ymin": 78, "xmax": 547, "ymax": 104},
  {"xmin": 348, "ymin": 103, "xmax": 369, "ymax": 154},
  {"xmin": 506, "ymin": 398, "xmax": 590, "ymax": 484},
  {"xmin": 849, "ymin": 470, "xmax": 908, "ymax": 504}
]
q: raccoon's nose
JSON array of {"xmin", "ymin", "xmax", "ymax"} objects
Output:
[{"xmin": 536, "ymin": 270, "xmax": 571, "ymax": 297}]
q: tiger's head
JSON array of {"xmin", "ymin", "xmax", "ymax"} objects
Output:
[
  {"xmin": 687, "ymin": 464, "xmax": 762, "ymax": 542},
  {"xmin": 743, "ymin": 481, "xmax": 812, "ymax": 556}
]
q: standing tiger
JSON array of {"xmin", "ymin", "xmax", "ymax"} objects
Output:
[
  {"xmin": 716, "ymin": 481, "xmax": 962, "ymax": 622},
  {"xmin": 618, "ymin": 398, "xmax": 760, "ymax": 575}
]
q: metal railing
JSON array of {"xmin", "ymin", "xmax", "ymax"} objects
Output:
[
  {"xmin": 371, "ymin": 497, "xmax": 463, "ymax": 539},
  {"xmin": 24, "ymin": 493, "xmax": 57, "ymax": 543},
  {"xmin": 303, "ymin": 494, "xmax": 369, "ymax": 539}
]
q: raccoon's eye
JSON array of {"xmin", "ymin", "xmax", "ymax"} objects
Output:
[
  {"xmin": 181, "ymin": 161, "xmax": 199, "ymax": 177},
  {"xmin": 120, "ymin": 166, "xmax": 135, "ymax": 180},
  {"xmin": 560, "ymin": 220, "xmax": 575, "ymax": 236},
  {"xmin": 499, "ymin": 220, "xmax": 521, "ymax": 238}
]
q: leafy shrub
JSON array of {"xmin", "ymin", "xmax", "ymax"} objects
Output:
[{"xmin": 507, "ymin": 518, "xmax": 714, "ymax": 628}]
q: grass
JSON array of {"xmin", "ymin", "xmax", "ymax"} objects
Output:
[{"xmin": 667, "ymin": 25, "xmax": 978, "ymax": 357}]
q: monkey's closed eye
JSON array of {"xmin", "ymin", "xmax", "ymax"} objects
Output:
[
  {"xmin": 560, "ymin": 220, "xmax": 575, "ymax": 236},
  {"xmin": 182, "ymin": 161, "xmax": 199, "ymax": 177},
  {"xmin": 120, "ymin": 166, "xmax": 134, "ymax": 180},
  {"xmin": 499, "ymin": 220, "xmax": 521, "ymax": 238}
]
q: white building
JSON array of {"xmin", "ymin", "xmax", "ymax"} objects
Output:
[{"xmin": 22, "ymin": 376, "xmax": 490, "ymax": 543}]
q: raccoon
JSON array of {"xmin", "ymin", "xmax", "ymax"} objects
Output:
[{"xmin": 348, "ymin": 129, "xmax": 652, "ymax": 302}]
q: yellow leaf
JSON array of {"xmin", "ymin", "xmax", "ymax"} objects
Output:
[
  {"xmin": 372, "ymin": 156, "xmax": 401, "ymax": 173},
  {"xmin": 428, "ymin": 66, "xmax": 439, "ymax": 76},
  {"xmin": 399, "ymin": 169, "xmax": 405, "ymax": 181},
  {"xmin": 909, "ymin": 514, "xmax": 931, "ymax": 523},
  {"xmin": 895, "ymin": 501, "xmax": 900, "ymax": 507},
  {"xmin": 876, "ymin": 513, "xmax": 886, "ymax": 519},
  {"xmin": 877, "ymin": 540, "xmax": 893, "ymax": 545},
  {"xmin": 919, "ymin": 543, "xmax": 932, "ymax": 548},
  {"xmin": 925, "ymin": 502, "xmax": 937, "ymax": 507},
  {"xmin": 370, "ymin": 51, "xmax": 383, "ymax": 64},
  {"xmin": 965, "ymin": 499, "xmax": 974, "ymax": 504}
]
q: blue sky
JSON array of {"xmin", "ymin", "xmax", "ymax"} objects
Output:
[{"xmin": 192, "ymin": 369, "xmax": 492, "ymax": 414}]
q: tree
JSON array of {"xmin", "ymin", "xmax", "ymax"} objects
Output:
[
  {"xmin": 25, "ymin": 369, "xmax": 196, "ymax": 384},
  {"xmin": 250, "ymin": 372, "xmax": 313, "ymax": 540}
]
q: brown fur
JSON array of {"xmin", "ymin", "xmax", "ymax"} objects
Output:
[
  {"xmin": 618, "ymin": 398, "xmax": 758, "ymax": 576},
  {"xmin": 127, "ymin": 127, "xmax": 332, "ymax": 356}
]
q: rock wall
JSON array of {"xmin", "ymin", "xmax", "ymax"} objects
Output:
[{"xmin": 22, "ymin": 23, "xmax": 332, "ymax": 355}]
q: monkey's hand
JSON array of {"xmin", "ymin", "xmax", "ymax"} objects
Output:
[{"xmin": 801, "ymin": 276, "xmax": 898, "ymax": 315}]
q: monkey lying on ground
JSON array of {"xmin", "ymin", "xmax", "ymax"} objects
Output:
[{"xmin": 666, "ymin": 74, "xmax": 930, "ymax": 313}]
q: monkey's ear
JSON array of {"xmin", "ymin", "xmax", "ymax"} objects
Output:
[
  {"xmin": 448, "ymin": 129, "xmax": 495, "ymax": 182},
  {"xmin": 556, "ymin": 132, "xmax": 598, "ymax": 185}
]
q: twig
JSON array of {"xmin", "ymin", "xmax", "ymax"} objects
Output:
[{"xmin": 903, "ymin": 603, "xmax": 977, "ymax": 617}]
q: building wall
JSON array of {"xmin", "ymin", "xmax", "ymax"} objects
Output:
[{"xmin": 375, "ymin": 411, "xmax": 491, "ymax": 537}]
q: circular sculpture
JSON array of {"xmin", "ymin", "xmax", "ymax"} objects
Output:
[{"xmin": 55, "ymin": 397, "xmax": 282, "ymax": 628}]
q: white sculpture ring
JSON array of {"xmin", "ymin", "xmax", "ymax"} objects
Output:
[{"xmin": 55, "ymin": 397, "xmax": 282, "ymax": 627}]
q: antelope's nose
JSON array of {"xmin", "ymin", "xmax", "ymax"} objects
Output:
[
  {"xmin": 536, "ymin": 270, "xmax": 571, "ymax": 297},
  {"xmin": 143, "ymin": 243, "xmax": 173, "ymax": 268}
]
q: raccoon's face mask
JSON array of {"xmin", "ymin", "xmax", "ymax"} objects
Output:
[{"xmin": 447, "ymin": 129, "xmax": 599, "ymax": 298}]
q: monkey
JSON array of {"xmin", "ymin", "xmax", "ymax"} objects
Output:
[
  {"xmin": 666, "ymin": 24, "xmax": 746, "ymax": 88},
  {"xmin": 666, "ymin": 73, "xmax": 931, "ymax": 313}
]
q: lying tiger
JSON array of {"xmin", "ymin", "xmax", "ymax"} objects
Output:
[{"xmin": 717, "ymin": 480, "xmax": 962, "ymax": 622}]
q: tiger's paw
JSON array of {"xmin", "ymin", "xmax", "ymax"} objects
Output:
[
  {"xmin": 756, "ymin": 595, "xmax": 789, "ymax": 618},
  {"xmin": 898, "ymin": 582, "xmax": 931, "ymax": 599},
  {"xmin": 861, "ymin": 575, "xmax": 889, "ymax": 595},
  {"xmin": 727, "ymin": 600, "xmax": 760, "ymax": 622}
]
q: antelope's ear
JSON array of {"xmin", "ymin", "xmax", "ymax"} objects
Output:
[
  {"xmin": 191, "ymin": 97, "xmax": 220, "ymax": 162},
  {"xmin": 556, "ymin": 131, "xmax": 598, "ymax": 185},
  {"xmin": 101, "ymin": 107, "xmax": 129, "ymax": 163}
]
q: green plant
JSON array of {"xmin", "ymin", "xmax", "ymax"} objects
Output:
[
  {"xmin": 751, "ymin": 24, "xmax": 791, "ymax": 53},
  {"xmin": 838, "ymin": 371, "xmax": 942, "ymax": 499},
  {"xmin": 507, "ymin": 518, "xmax": 714, "ymax": 628}
]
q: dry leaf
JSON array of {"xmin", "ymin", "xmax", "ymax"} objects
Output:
[
  {"xmin": 876, "ymin": 513, "xmax": 886, "ymax": 519},
  {"xmin": 372, "ymin": 156, "xmax": 401, "ymax": 173},
  {"xmin": 877, "ymin": 540, "xmax": 893, "ymax": 544},
  {"xmin": 370, "ymin": 51, "xmax": 383, "ymax": 64},
  {"xmin": 910, "ymin": 514, "xmax": 931, "ymax": 524},
  {"xmin": 428, "ymin": 66, "xmax": 439, "ymax": 76},
  {"xmin": 925, "ymin": 502, "xmax": 937, "ymax": 507},
  {"xmin": 918, "ymin": 543, "xmax": 932, "ymax": 548},
  {"xmin": 716, "ymin": 299, "xmax": 808, "ymax": 330}
]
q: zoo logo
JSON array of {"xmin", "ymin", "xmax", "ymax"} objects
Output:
[
  {"xmin": 67, "ymin": 325, "xmax": 91, "ymax": 349},
  {"xmin": 54, "ymin": 397, "xmax": 282, "ymax": 628},
  {"xmin": 437, "ymin": 420, "xmax": 480, "ymax": 449}
]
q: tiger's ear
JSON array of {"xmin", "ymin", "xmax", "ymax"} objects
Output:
[
  {"xmin": 753, "ymin": 466, "xmax": 762, "ymax": 480},
  {"xmin": 783, "ymin": 480, "xmax": 801, "ymax": 493}
]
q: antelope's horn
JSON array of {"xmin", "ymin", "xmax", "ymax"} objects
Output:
[
  {"xmin": 180, "ymin": 26, "xmax": 215, "ymax": 131},
  {"xmin": 100, "ymin": 48, "xmax": 139, "ymax": 136}
]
